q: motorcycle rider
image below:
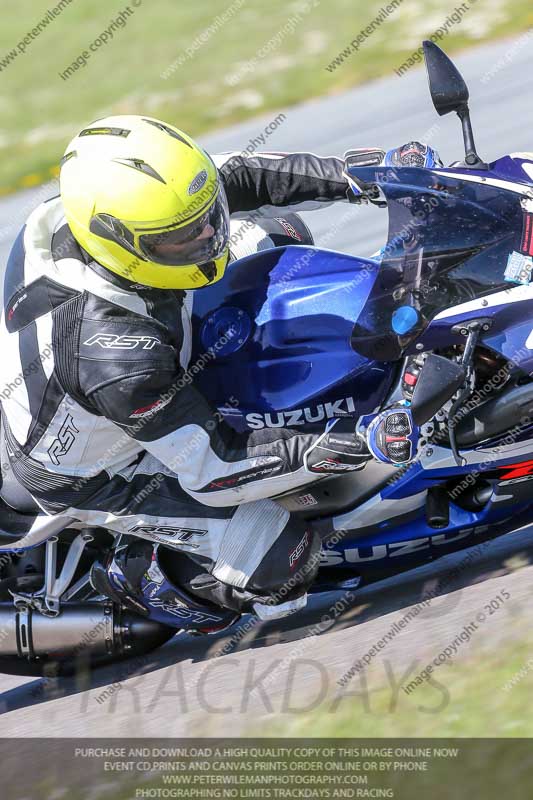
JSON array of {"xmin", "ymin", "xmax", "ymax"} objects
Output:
[{"xmin": 0, "ymin": 116, "xmax": 441, "ymax": 619}]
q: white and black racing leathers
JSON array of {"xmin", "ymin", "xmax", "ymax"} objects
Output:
[{"xmin": 0, "ymin": 151, "xmax": 369, "ymax": 605}]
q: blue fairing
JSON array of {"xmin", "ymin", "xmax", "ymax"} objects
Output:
[
  {"xmin": 344, "ymin": 163, "xmax": 526, "ymax": 359},
  {"xmin": 484, "ymin": 153, "xmax": 533, "ymax": 186},
  {"xmin": 188, "ymin": 158, "xmax": 533, "ymax": 584},
  {"xmin": 191, "ymin": 246, "xmax": 396, "ymax": 431}
]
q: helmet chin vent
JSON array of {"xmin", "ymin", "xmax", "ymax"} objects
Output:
[
  {"xmin": 90, "ymin": 214, "xmax": 136, "ymax": 252},
  {"xmin": 197, "ymin": 261, "xmax": 217, "ymax": 283}
]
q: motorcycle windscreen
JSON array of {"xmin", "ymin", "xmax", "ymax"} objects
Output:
[{"xmin": 348, "ymin": 166, "xmax": 524, "ymax": 360}]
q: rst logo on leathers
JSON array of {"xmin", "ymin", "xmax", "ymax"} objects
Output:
[
  {"xmin": 245, "ymin": 397, "xmax": 357, "ymax": 429},
  {"xmin": 311, "ymin": 458, "xmax": 360, "ymax": 473},
  {"xmin": 130, "ymin": 525, "xmax": 208, "ymax": 545},
  {"xmin": 48, "ymin": 413, "xmax": 79, "ymax": 465},
  {"xmin": 148, "ymin": 599, "xmax": 221, "ymax": 624},
  {"xmin": 83, "ymin": 334, "xmax": 161, "ymax": 350},
  {"xmin": 289, "ymin": 530, "xmax": 309, "ymax": 570}
]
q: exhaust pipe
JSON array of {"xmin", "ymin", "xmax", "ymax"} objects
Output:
[
  {"xmin": 455, "ymin": 382, "xmax": 533, "ymax": 447},
  {"xmin": 0, "ymin": 602, "xmax": 174, "ymax": 672}
]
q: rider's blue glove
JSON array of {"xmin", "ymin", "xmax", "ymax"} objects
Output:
[
  {"xmin": 383, "ymin": 141, "xmax": 443, "ymax": 169},
  {"xmin": 360, "ymin": 406, "xmax": 420, "ymax": 466}
]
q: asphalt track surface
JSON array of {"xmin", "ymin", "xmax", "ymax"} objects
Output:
[{"xmin": 0, "ymin": 36, "xmax": 533, "ymax": 736}]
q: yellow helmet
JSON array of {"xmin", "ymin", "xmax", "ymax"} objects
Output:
[{"xmin": 59, "ymin": 114, "xmax": 230, "ymax": 289}]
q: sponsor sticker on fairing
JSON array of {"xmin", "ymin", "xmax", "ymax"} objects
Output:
[
  {"xmin": 246, "ymin": 396, "xmax": 357, "ymax": 429},
  {"xmin": 505, "ymin": 251, "xmax": 533, "ymax": 285},
  {"xmin": 521, "ymin": 209, "xmax": 533, "ymax": 257},
  {"xmin": 320, "ymin": 524, "xmax": 499, "ymax": 567}
]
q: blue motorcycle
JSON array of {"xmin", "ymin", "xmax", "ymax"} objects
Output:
[
  {"xmin": 192, "ymin": 42, "xmax": 533, "ymax": 587},
  {"xmin": 0, "ymin": 41, "xmax": 532, "ymax": 675}
]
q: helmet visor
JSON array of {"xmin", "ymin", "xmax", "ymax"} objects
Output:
[{"xmin": 139, "ymin": 190, "xmax": 229, "ymax": 267}]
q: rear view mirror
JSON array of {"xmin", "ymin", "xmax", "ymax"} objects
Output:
[
  {"xmin": 423, "ymin": 40, "xmax": 486, "ymax": 169},
  {"xmin": 423, "ymin": 40, "xmax": 469, "ymax": 116},
  {"xmin": 410, "ymin": 354, "xmax": 466, "ymax": 425}
]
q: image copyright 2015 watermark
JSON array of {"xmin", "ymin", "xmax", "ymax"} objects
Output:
[
  {"xmin": 403, "ymin": 589, "xmax": 511, "ymax": 695},
  {"xmin": 160, "ymin": 0, "xmax": 248, "ymax": 80},
  {"xmin": 395, "ymin": 1, "xmax": 477, "ymax": 77},
  {"xmin": 0, "ymin": 0, "xmax": 79, "ymax": 74},
  {"xmin": 225, "ymin": 0, "xmax": 320, "ymax": 86},
  {"xmin": 325, "ymin": 0, "xmax": 406, "ymax": 73},
  {"xmin": 58, "ymin": 0, "xmax": 143, "ymax": 81}
]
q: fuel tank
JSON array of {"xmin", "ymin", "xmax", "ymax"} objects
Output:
[{"xmin": 191, "ymin": 246, "xmax": 397, "ymax": 431}]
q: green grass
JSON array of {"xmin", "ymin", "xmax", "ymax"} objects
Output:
[
  {"xmin": 0, "ymin": 0, "xmax": 532, "ymax": 191},
  {"xmin": 25, "ymin": 638, "xmax": 533, "ymax": 800},
  {"xmin": 12, "ymin": 638, "xmax": 533, "ymax": 800},
  {"xmin": 257, "ymin": 636, "xmax": 533, "ymax": 737}
]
